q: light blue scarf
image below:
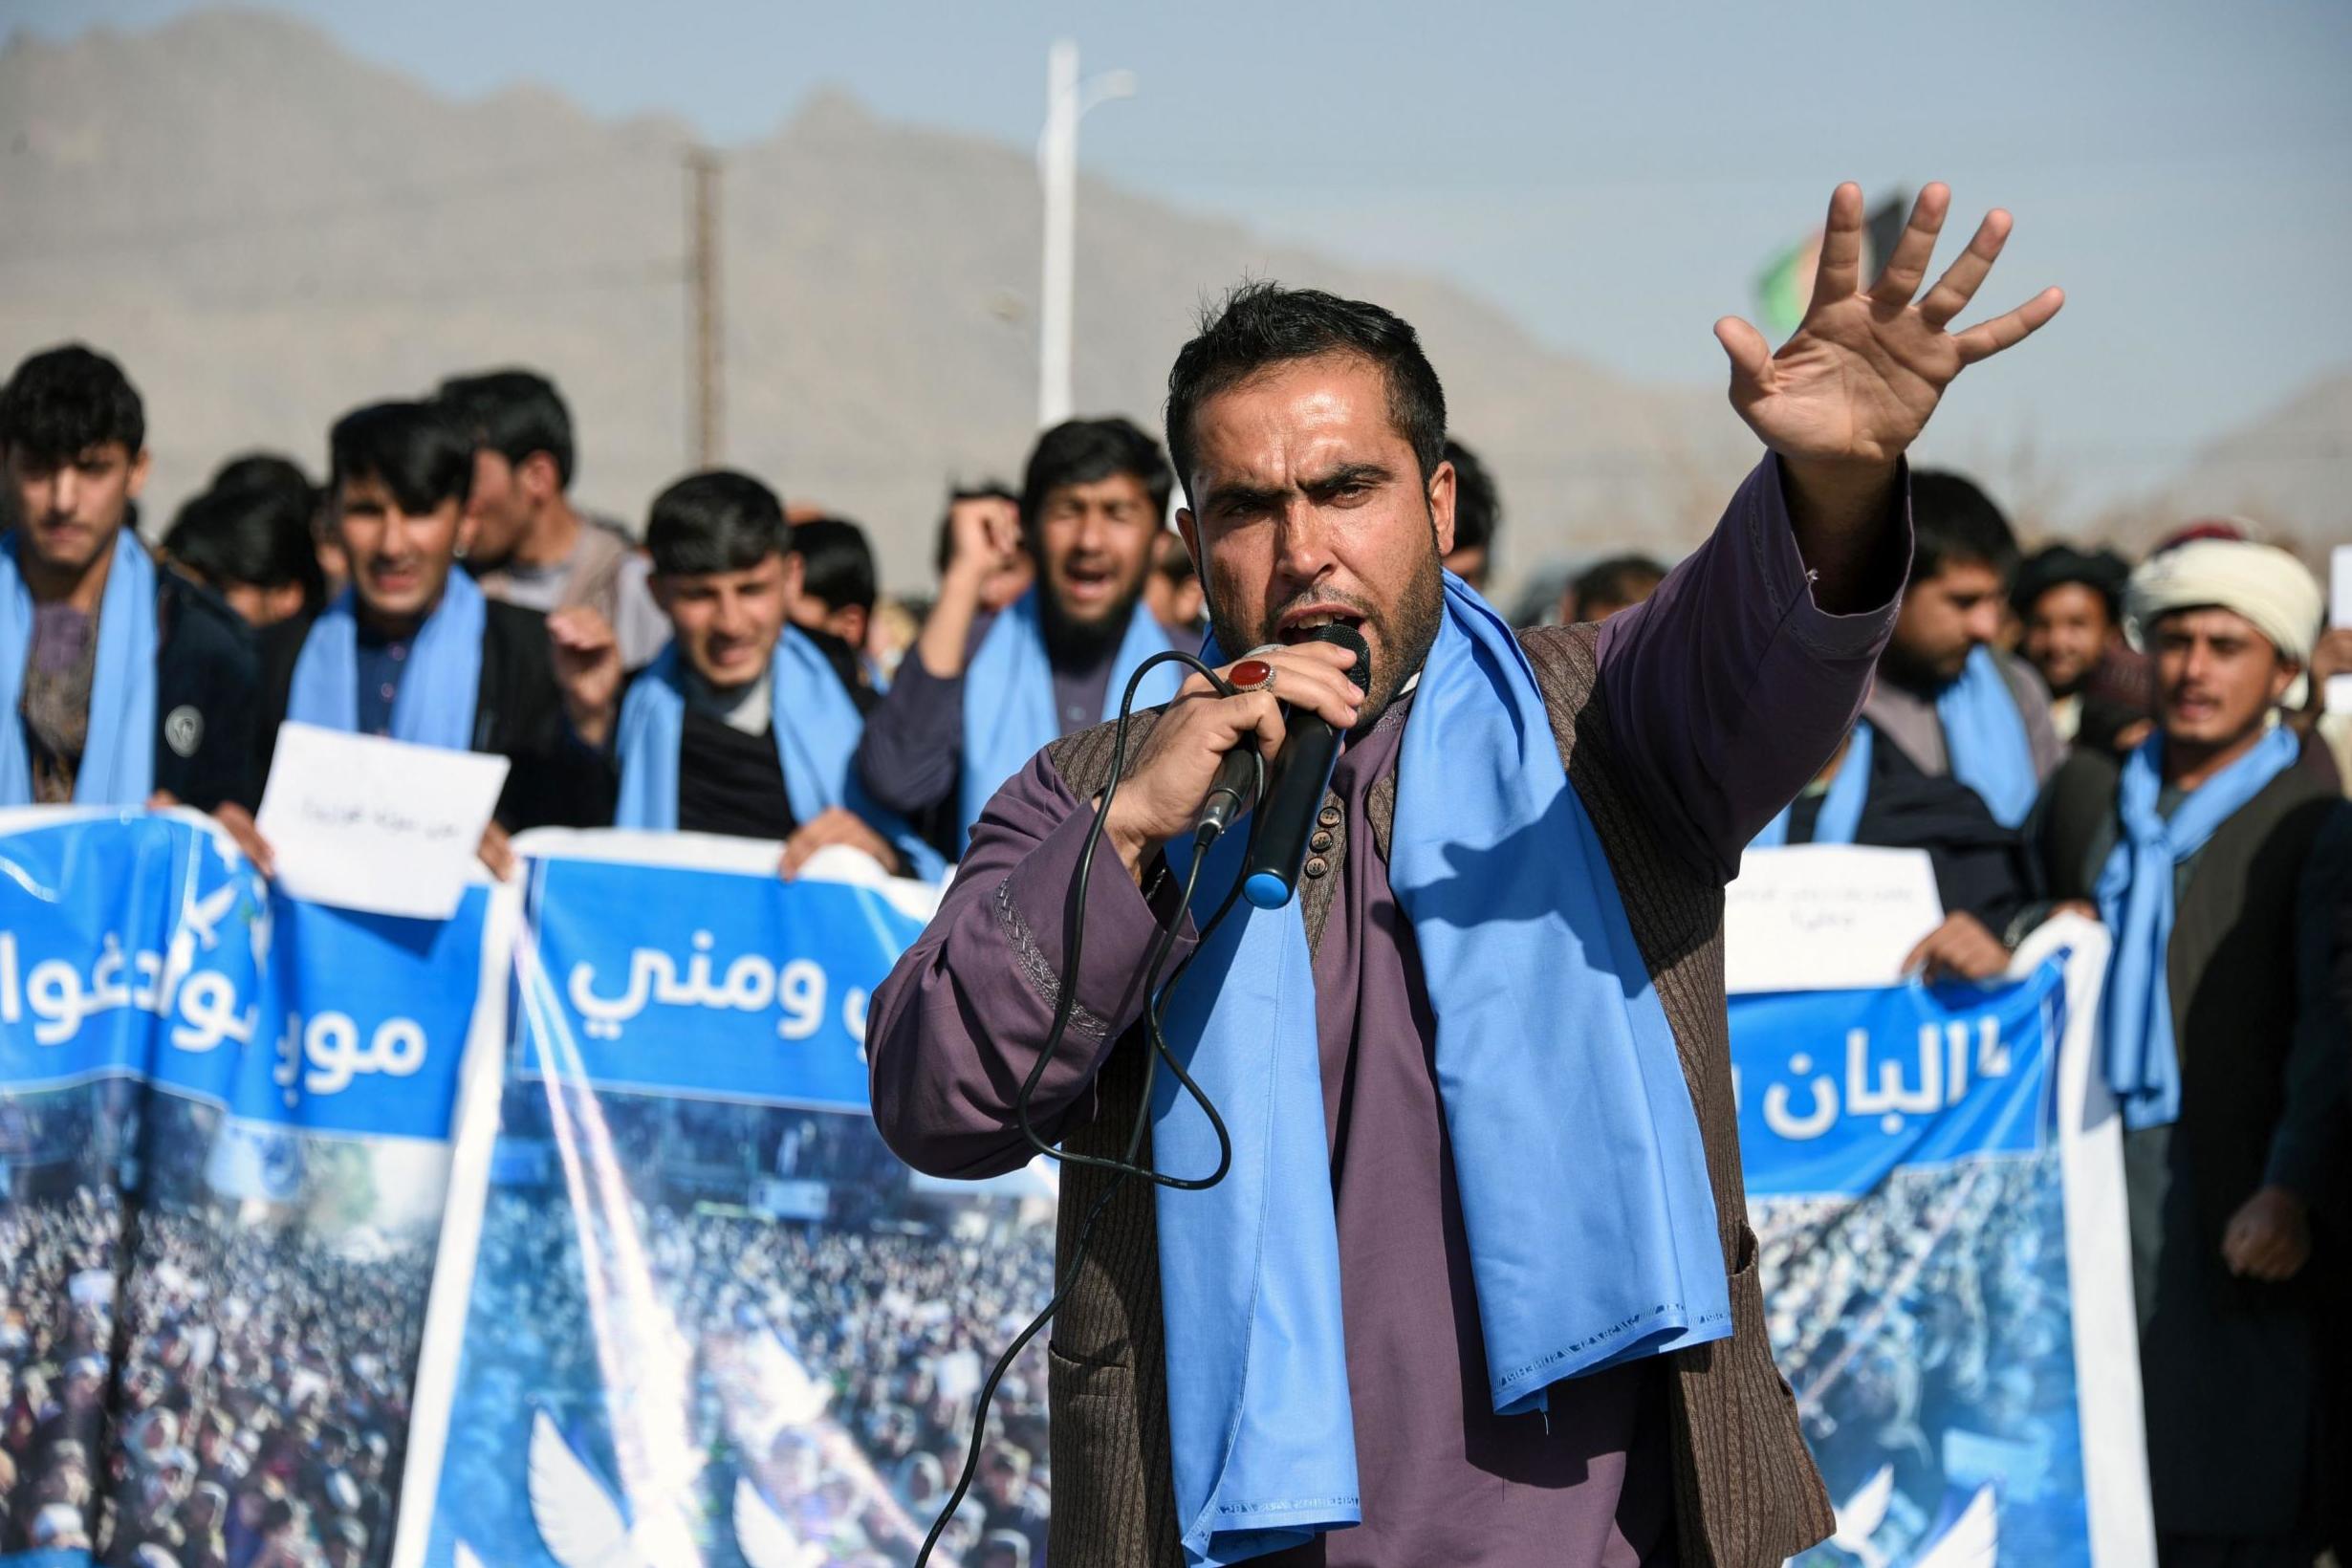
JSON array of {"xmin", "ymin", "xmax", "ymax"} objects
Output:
[
  {"xmin": 1752, "ymin": 721, "xmax": 1875, "ymax": 848},
  {"xmin": 1938, "ymin": 645, "xmax": 2038, "ymax": 827},
  {"xmin": 614, "ymin": 631, "xmax": 946, "ymax": 882},
  {"xmin": 2096, "ymin": 725, "xmax": 2298, "ymax": 1131},
  {"xmin": 287, "ymin": 571, "xmax": 486, "ymax": 751},
  {"xmin": 0, "ymin": 529, "xmax": 158, "ymax": 806},
  {"xmin": 958, "ymin": 588, "xmax": 1178, "ymax": 850},
  {"xmin": 1152, "ymin": 576, "xmax": 1730, "ymax": 1565}
]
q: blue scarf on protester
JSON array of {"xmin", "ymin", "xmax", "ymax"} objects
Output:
[
  {"xmin": 1938, "ymin": 645, "xmax": 2037, "ymax": 827},
  {"xmin": 2096, "ymin": 725, "xmax": 2298, "ymax": 1131},
  {"xmin": 1151, "ymin": 576, "xmax": 1730, "ymax": 1566},
  {"xmin": 286, "ymin": 571, "xmax": 486, "ymax": 751},
  {"xmin": 958, "ymin": 588, "xmax": 1178, "ymax": 851},
  {"xmin": 1752, "ymin": 721, "xmax": 1875, "ymax": 849},
  {"xmin": 613, "ymin": 631, "xmax": 946, "ymax": 882},
  {"xmin": 0, "ymin": 529, "xmax": 157, "ymax": 806}
]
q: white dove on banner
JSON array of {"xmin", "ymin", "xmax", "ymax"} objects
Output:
[
  {"xmin": 527, "ymin": 1408, "xmax": 703, "ymax": 1568},
  {"xmin": 1910, "ymin": 1484, "xmax": 1998, "ymax": 1568},
  {"xmin": 731, "ymin": 1476, "xmax": 828, "ymax": 1568},
  {"xmin": 1827, "ymin": 1463, "xmax": 1896, "ymax": 1568}
]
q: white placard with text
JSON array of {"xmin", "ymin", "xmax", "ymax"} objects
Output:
[
  {"xmin": 257, "ymin": 722, "xmax": 510, "ymax": 919},
  {"xmin": 1726, "ymin": 843, "xmax": 1945, "ymax": 994}
]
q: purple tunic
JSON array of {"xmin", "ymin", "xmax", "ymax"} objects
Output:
[
  {"xmin": 867, "ymin": 458, "xmax": 1903, "ymax": 1566},
  {"xmin": 853, "ymin": 608, "xmax": 1120, "ymax": 820}
]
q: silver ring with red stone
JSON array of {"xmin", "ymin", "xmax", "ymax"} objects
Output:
[{"xmin": 1226, "ymin": 658, "xmax": 1275, "ymax": 695}]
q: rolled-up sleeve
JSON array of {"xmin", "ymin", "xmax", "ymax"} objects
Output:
[
  {"xmin": 1597, "ymin": 453, "xmax": 1907, "ymax": 881},
  {"xmin": 866, "ymin": 748, "xmax": 1198, "ymax": 1178}
]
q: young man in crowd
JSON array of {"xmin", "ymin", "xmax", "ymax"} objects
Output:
[
  {"xmin": 1861, "ymin": 469, "xmax": 2061, "ymax": 826},
  {"xmin": 1439, "ymin": 437, "xmax": 1500, "ymax": 589},
  {"xmin": 267, "ymin": 400, "xmax": 600, "ymax": 872},
  {"xmin": 855, "ymin": 417, "xmax": 1180, "ymax": 852},
  {"xmin": 2014, "ymin": 542, "xmax": 2151, "ymax": 755},
  {"xmin": 0, "ymin": 344, "xmax": 263, "ymax": 819},
  {"xmin": 1559, "ymin": 553, "xmax": 1666, "ymax": 625},
  {"xmin": 1144, "ymin": 531, "xmax": 1208, "ymax": 643},
  {"xmin": 2034, "ymin": 539, "xmax": 2348, "ymax": 1567},
  {"xmin": 435, "ymin": 368, "xmax": 668, "ymax": 668},
  {"xmin": 163, "ymin": 473, "xmax": 326, "ymax": 629},
  {"xmin": 207, "ymin": 450, "xmax": 337, "ymax": 600},
  {"xmin": 786, "ymin": 514, "xmax": 882, "ymax": 699},
  {"xmin": 549, "ymin": 470, "xmax": 939, "ymax": 880}
]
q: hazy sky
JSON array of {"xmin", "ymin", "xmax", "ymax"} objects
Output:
[{"xmin": 11, "ymin": 0, "xmax": 2352, "ymax": 511}]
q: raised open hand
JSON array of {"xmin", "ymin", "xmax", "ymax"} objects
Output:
[{"xmin": 1717, "ymin": 183, "xmax": 2063, "ymax": 468}]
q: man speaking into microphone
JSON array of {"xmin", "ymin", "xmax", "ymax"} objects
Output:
[{"xmin": 868, "ymin": 184, "xmax": 2061, "ymax": 1568}]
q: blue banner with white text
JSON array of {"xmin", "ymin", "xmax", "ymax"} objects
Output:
[
  {"xmin": 405, "ymin": 840, "xmax": 1058, "ymax": 1568},
  {"xmin": 1733, "ymin": 958, "xmax": 2095, "ymax": 1568},
  {"xmin": 0, "ymin": 812, "xmax": 495, "ymax": 1568},
  {"xmin": 8, "ymin": 821, "xmax": 2142, "ymax": 1568},
  {"xmin": 512, "ymin": 852, "xmax": 922, "ymax": 1108}
]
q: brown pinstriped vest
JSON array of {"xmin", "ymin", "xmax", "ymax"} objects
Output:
[{"xmin": 1036, "ymin": 622, "xmax": 1832, "ymax": 1567}]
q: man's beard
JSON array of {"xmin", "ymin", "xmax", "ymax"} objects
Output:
[
  {"xmin": 1204, "ymin": 534, "xmax": 1445, "ymax": 731},
  {"xmin": 1879, "ymin": 639, "xmax": 1966, "ymax": 697},
  {"xmin": 1038, "ymin": 574, "xmax": 1146, "ymax": 668}
]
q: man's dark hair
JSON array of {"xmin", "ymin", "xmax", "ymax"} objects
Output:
[
  {"xmin": 328, "ymin": 402, "xmax": 474, "ymax": 515},
  {"xmin": 791, "ymin": 516, "xmax": 877, "ymax": 615},
  {"xmin": 0, "ymin": 344, "xmax": 145, "ymax": 464},
  {"xmin": 1910, "ymin": 470, "xmax": 2019, "ymax": 585},
  {"xmin": 1574, "ymin": 554, "xmax": 1668, "ymax": 615},
  {"xmin": 1165, "ymin": 283, "xmax": 1447, "ymax": 502},
  {"xmin": 934, "ymin": 483, "xmax": 1017, "ymax": 577},
  {"xmin": 1445, "ymin": 438, "xmax": 1500, "ymax": 555},
  {"xmin": 646, "ymin": 469, "xmax": 789, "ymax": 577},
  {"xmin": 210, "ymin": 451, "xmax": 316, "ymax": 512},
  {"xmin": 164, "ymin": 483, "xmax": 327, "ymax": 610},
  {"xmin": 2011, "ymin": 543, "xmax": 2128, "ymax": 624},
  {"xmin": 436, "ymin": 369, "xmax": 575, "ymax": 488},
  {"xmin": 1018, "ymin": 418, "xmax": 1172, "ymax": 535}
]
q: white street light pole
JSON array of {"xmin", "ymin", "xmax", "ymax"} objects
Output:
[{"xmin": 1036, "ymin": 39, "xmax": 1135, "ymax": 429}]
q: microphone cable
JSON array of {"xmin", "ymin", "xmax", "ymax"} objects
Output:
[{"xmin": 914, "ymin": 649, "xmax": 1263, "ymax": 1566}]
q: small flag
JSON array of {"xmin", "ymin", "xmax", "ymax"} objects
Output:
[{"xmin": 1753, "ymin": 189, "xmax": 1912, "ymax": 341}]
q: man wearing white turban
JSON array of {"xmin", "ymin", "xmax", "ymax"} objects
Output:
[{"xmin": 2035, "ymin": 538, "xmax": 2349, "ymax": 1567}]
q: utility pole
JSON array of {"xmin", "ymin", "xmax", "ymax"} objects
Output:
[
  {"xmin": 1035, "ymin": 41, "xmax": 1135, "ymax": 429},
  {"xmin": 686, "ymin": 147, "xmax": 724, "ymax": 467}
]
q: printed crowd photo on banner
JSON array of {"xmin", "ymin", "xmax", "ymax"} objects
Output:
[
  {"xmin": 0, "ymin": 808, "xmax": 510, "ymax": 1568},
  {"xmin": 1727, "ymin": 843, "xmax": 2154, "ymax": 1568},
  {"xmin": 0, "ymin": 819, "xmax": 2168, "ymax": 1568},
  {"xmin": 396, "ymin": 833, "xmax": 1059, "ymax": 1568}
]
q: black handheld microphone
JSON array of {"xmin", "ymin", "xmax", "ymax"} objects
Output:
[
  {"xmin": 1194, "ymin": 745, "xmax": 1257, "ymax": 843},
  {"xmin": 1211, "ymin": 622, "xmax": 1370, "ymax": 908}
]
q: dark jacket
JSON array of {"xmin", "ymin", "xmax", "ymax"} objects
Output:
[
  {"xmin": 1786, "ymin": 731, "xmax": 2035, "ymax": 933},
  {"xmin": 1035, "ymin": 624, "xmax": 1832, "ymax": 1568},
  {"xmin": 258, "ymin": 599, "xmax": 602, "ymax": 833},
  {"xmin": 150, "ymin": 569, "xmax": 268, "ymax": 813},
  {"xmin": 2037, "ymin": 744, "xmax": 2351, "ymax": 1539}
]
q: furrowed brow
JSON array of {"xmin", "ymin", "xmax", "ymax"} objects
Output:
[
  {"xmin": 1201, "ymin": 478, "xmax": 1289, "ymax": 516},
  {"xmin": 1300, "ymin": 462, "xmax": 1393, "ymax": 497}
]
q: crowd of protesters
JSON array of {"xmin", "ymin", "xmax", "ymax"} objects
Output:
[
  {"xmin": 434, "ymin": 1093, "xmax": 1055, "ymax": 1568},
  {"xmin": 0, "ymin": 1086, "xmax": 428, "ymax": 1567},
  {"xmin": 1758, "ymin": 1159, "xmax": 2080, "ymax": 1562},
  {"xmin": 0, "ymin": 327, "xmax": 2346, "ymax": 1566}
]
